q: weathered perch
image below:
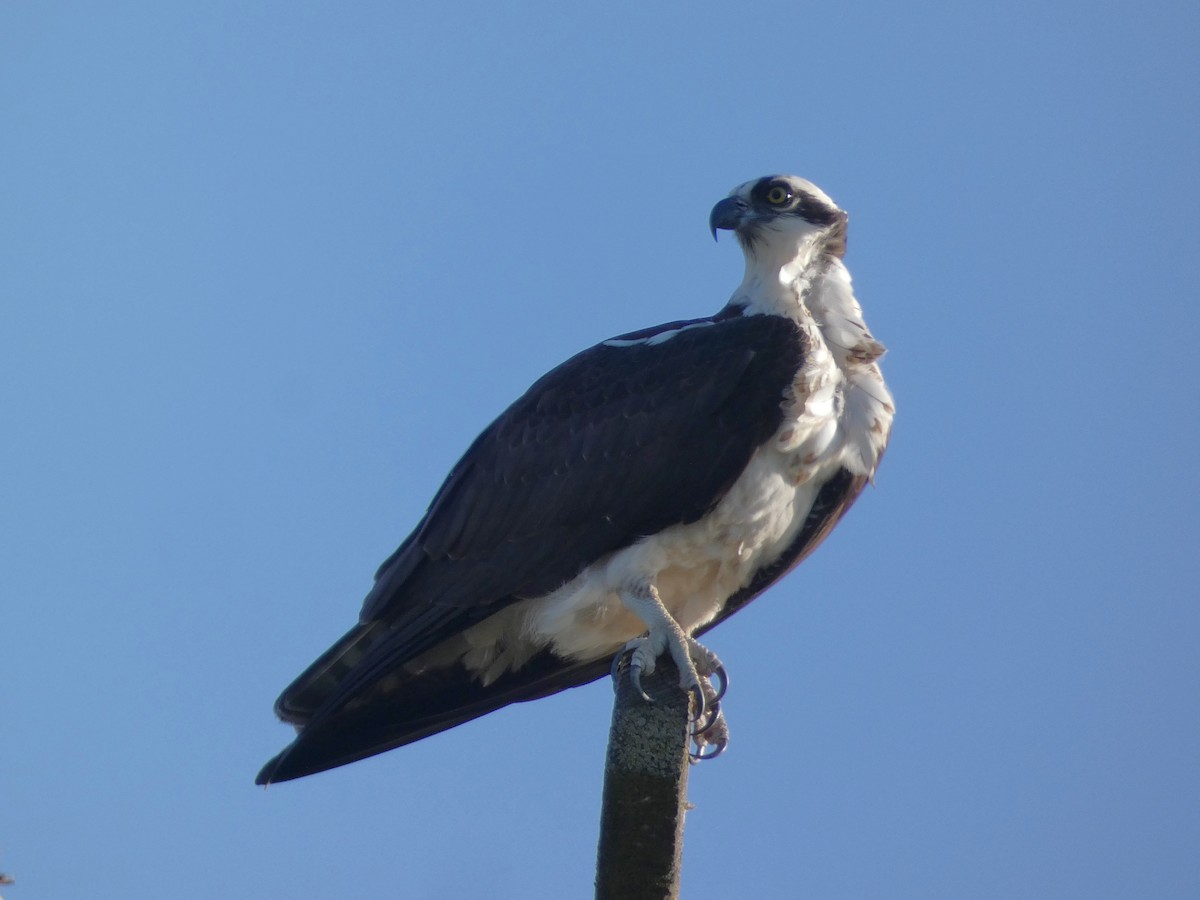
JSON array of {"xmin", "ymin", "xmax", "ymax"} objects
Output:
[{"xmin": 595, "ymin": 656, "xmax": 692, "ymax": 900}]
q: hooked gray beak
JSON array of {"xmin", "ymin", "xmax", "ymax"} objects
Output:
[{"xmin": 708, "ymin": 196, "xmax": 748, "ymax": 240}]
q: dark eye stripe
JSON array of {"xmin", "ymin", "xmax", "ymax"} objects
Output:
[
  {"xmin": 750, "ymin": 177, "xmax": 839, "ymax": 226},
  {"xmin": 751, "ymin": 178, "xmax": 792, "ymax": 206}
]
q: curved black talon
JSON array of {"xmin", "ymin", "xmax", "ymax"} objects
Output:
[
  {"xmin": 628, "ymin": 658, "xmax": 653, "ymax": 703},
  {"xmin": 686, "ymin": 682, "xmax": 707, "ymax": 725},
  {"xmin": 609, "ymin": 651, "xmax": 625, "ymax": 693},
  {"xmin": 709, "ymin": 664, "xmax": 730, "ymax": 703},
  {"xmin": 689, "ymin": 735, "xmax": 729, "ymax": 762},
  {"xmin": 690, "ymin": 699, "xmax": 720, "ymax": 736}
]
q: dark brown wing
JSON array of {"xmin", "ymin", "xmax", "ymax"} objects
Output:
[
  {"xmin": 257, "ymin": 466, "xmax": 869, "ymax": 784},
  {"xmin": 257, "ymin": 314, "xmax": 807, "ymax": 782}
]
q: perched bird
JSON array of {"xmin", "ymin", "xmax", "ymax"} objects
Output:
[{"xmin": 257, "ymin": 175, "xmax": 894, "ymax": 784}]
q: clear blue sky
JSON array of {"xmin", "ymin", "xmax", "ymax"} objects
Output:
[{"xmin": 3, "ymin": 2, "xmax": 1198, "ymax": 897}]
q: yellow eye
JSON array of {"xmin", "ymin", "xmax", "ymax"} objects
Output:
[{"xmin": 766, "ymin": 185, "xmax": 792, "ymax": 205}]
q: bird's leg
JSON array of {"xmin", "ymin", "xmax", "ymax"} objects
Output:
[{"xmin": 615, "ymin": 581, "xmax": 728, "ymax": 733}]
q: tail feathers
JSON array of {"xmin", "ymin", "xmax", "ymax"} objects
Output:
[
  {"xmin": 256, "ymin": 649, "xmax": 608, "ymax": 784},
  {"xmin": 272, "ymin": 621, "xmax": 390, "ymax": 726}
]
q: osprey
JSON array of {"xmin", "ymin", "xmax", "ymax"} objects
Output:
[{"xmin": 257, "ymin": 175, "xmax": 893, "ymax": 784}]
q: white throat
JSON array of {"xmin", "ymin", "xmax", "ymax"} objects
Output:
[{"xmin": 727, "ymin": 229, "xmax": 828, "ymax": 320}]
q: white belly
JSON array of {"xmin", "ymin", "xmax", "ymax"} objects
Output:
[{"xmin": 526, "ymin": 438, "xmax": 840, "ymax": 661}]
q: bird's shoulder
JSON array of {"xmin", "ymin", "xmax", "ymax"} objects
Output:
[
  {"xmin": 422, "ymin": 310, "xmax": 806, "ymax": 535},
  {"xmin": 499, "ymin": 309, "xmax": 804, "ymax": 428}
]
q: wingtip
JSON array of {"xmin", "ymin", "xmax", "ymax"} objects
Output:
[
  {"xmin": 255, "ymin": 747, "xmax": 298, "ymax": 786},
  {"xmin": 253, "ymin": 731, "xmax": 367, "ymax": 785},
  {"xmin": 255, "ymin": 756, "xmax": 279, "ymax": 786}
]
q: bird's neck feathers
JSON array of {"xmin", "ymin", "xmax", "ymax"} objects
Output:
[
  {"xmin": 724, "ymin": 226, "xmax": 893, "ymax": 477},
  {"xmin": 728, "ymin": 227, "xmax": 838, "ymax": 320}
]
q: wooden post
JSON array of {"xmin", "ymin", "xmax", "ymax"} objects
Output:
[{"xmin": 595, "ymin": 656, "xmax": 692, "ymax": 900}]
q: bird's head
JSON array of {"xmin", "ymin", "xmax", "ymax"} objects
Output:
[{"xmin": 709, "ymin": 175, "xmax": 848, "ymax": 261}]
